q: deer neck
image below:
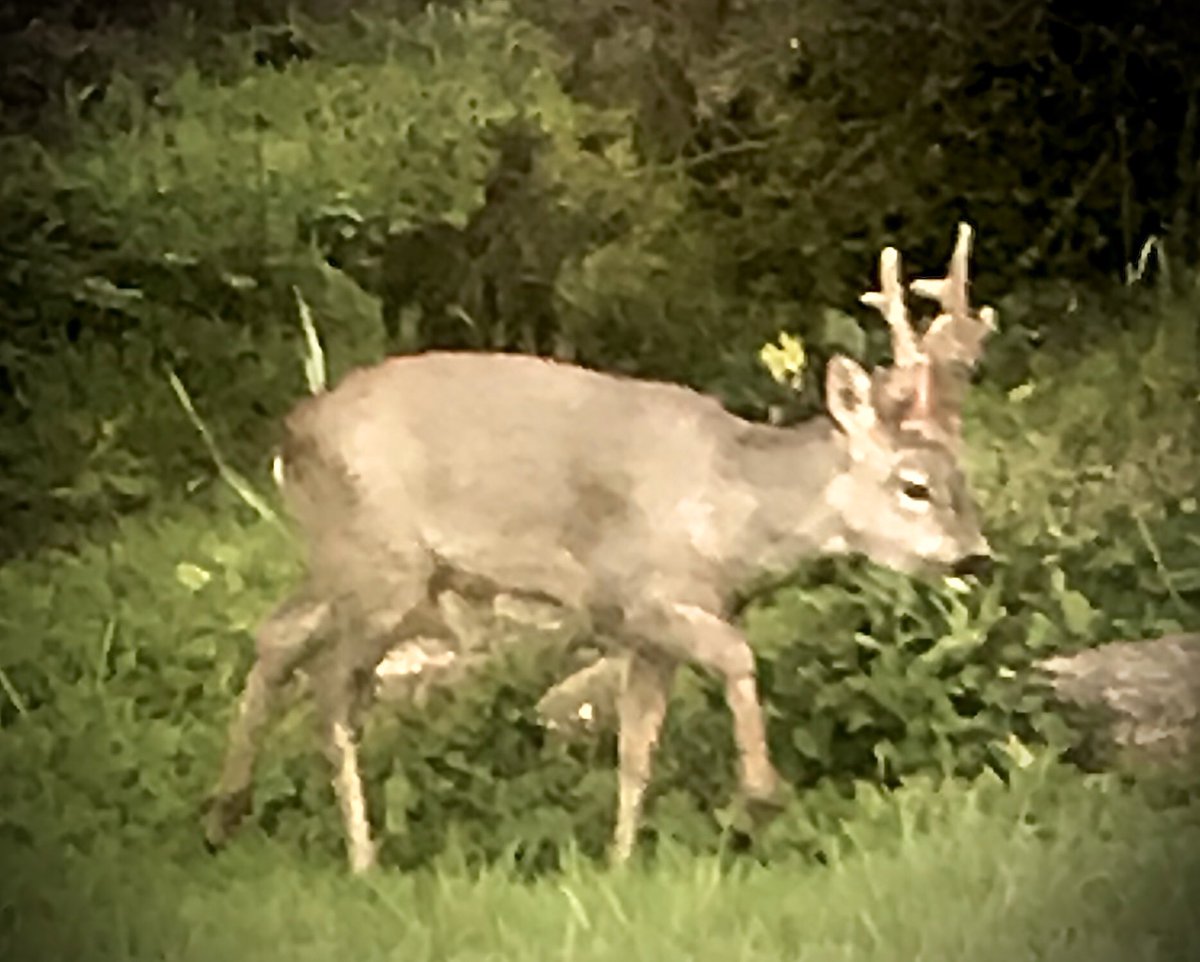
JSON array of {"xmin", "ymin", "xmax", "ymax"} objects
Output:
[{"xmin": 727, "ymin": 416, "xmax": 855, "ymax": 579}]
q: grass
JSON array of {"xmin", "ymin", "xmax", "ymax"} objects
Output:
[
  {"xmin": 1, "ymin": 11, "xmax": 1198, "ymax": 961},
  {"xmin": 1, "ymin": 305, "xmax": 1196, "ymax": 959},
  {"xmin": 2, "ymin": 773, "xmax": 1198, "ymax": 962}
]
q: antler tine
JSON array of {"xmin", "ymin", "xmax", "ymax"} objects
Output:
[
  {"xmin": 860, "ymin": 246, "xmax": 922, "ymax": 369},
  {"xmin": 909, "ymin": 222, "xmax": 996, "ymax": 370},
  {"xmin": 910, "ymin": 222, "xmax": 971, "ymax": 319}
]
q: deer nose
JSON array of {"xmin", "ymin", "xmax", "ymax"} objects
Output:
[{"xmin": 951, "ymin": 552, "xmax": 993, "ymax": 578}]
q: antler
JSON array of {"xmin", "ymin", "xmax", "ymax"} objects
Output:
[
  {"xmin": 909, "ymin": 222, "xmax": 996, "ymax": 373},
  {"xmin": 860, "ymin": 246, "xmax": 923, "ymax": 369},
  {"xmin": 860, "ymin": 222, "xmax": 996, "ymax": 444},
  {"xmin": 860, "ymin": 243, "xmax": 934, "ymax": 427}
]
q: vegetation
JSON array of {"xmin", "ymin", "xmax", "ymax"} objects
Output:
[
  {"xmin": 5, "ymin": 767, "xmax": 1199, "ymax": 962},
  {"xmin": 1, "ymin": 0, "xmax": 1198, "ymax": 957}
]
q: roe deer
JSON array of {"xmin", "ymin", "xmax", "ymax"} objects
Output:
[{"xmin": 204, "ymin": 223, "xmax": 996, "ymax": 873}]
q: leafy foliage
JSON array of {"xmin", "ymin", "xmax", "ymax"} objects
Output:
[{"xmin": 0, "ymin": 0, "xmax": 1197, "ymax": 885}]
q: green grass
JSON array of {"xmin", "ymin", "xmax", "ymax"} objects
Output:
[
  {"xmin": 2, "ymin": 10, "xmax": 1198, "ymax": 960},
  {"xmin": 3, "ymin": 775, "xmax": 1198, "ymax": 962}
]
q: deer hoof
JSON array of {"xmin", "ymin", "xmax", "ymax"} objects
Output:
[
  {"xmin": 202, "ymin": 789, "xmax": 252, "ymax": 851},
  {"xmin": 740, "ymin": 770, "xmax": 793, "ymax": 820},
  {"xmin": 348, "ymin": 841, "xmax": 378, "ymax": 875}
]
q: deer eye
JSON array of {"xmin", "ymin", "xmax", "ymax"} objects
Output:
[
  {"xmin": 902, "ymin": 480, "xmax": 931, "ymax": 502},
  {"xmin": 898, "ymin": 470, "xmax": 932, "ymax": 505}
]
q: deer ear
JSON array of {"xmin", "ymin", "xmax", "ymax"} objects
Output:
[{"xmin": 825, "ymin": 355, "xmax": 878, "ymax": 437}]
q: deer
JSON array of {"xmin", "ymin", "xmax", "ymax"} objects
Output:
[
  {"xmin": 535, "ymin": 222, "xmax": 1000, "ymax": 737},
  {"xmin": 203, "ymin": 222, "xmax": 997, "ymax": 874}
]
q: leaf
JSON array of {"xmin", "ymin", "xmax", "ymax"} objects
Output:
[
  {"xmin": 1164, "ymin": 567, "xmax": 1200, "ymax": 592},
  {"xmin": 1059, "ymin": 588, "xmax": 1098, "ymax": 636},
  {"xmin": 384, "ymin": 773, "xmax": 416, "ymax": 834},
  {"xmin": 853, "ymin": 631, "xmax": 884, "ymax": 651},
  {"xmin": 819, "ymin": 308, "xmax": 866, "ymax": 357},
  {"xmin": 791, "ymin": 726, "xmax": 826, "ymax": 762},
  {"xmin": 174, "ymin": 563, "xmax": 212, "ymax": 592}
]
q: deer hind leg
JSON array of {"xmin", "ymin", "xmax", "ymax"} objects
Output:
[
  {"xmin": 205, "ymin": 589, "xmax": 330, "ymax": 850},
  {"xmin": 611, "ymin": 651, "xmax": 676, "ymax": 864},
  {"xmin": 310, "ymin": 656, "xmax": 378, "ymax": 875},
  {"xmin": 536, "ymin": 653, "xmax": 625, "ymax": 734},
  {"xmin": 310, "ymin": 594, "xmax": 452, "ymax": 875}
]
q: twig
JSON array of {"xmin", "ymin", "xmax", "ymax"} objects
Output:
[
  {"xmin": 166, "ymin": 368, "xmax": 284, "ymax": 530},
  {"xmin": 1134, "ymin": 512, "xmax": 1189, "ymax": 617},
  {"xmin": 295, "ymin": 285, "xmax": 327, "ymax": 395},
  {"xmin": 0, "ymin": 667, "xmax": 28, "ymax": 718},
  {"xmin": 1015, "ymin": 149, "xmax": 1111, "ymax": 272}
]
